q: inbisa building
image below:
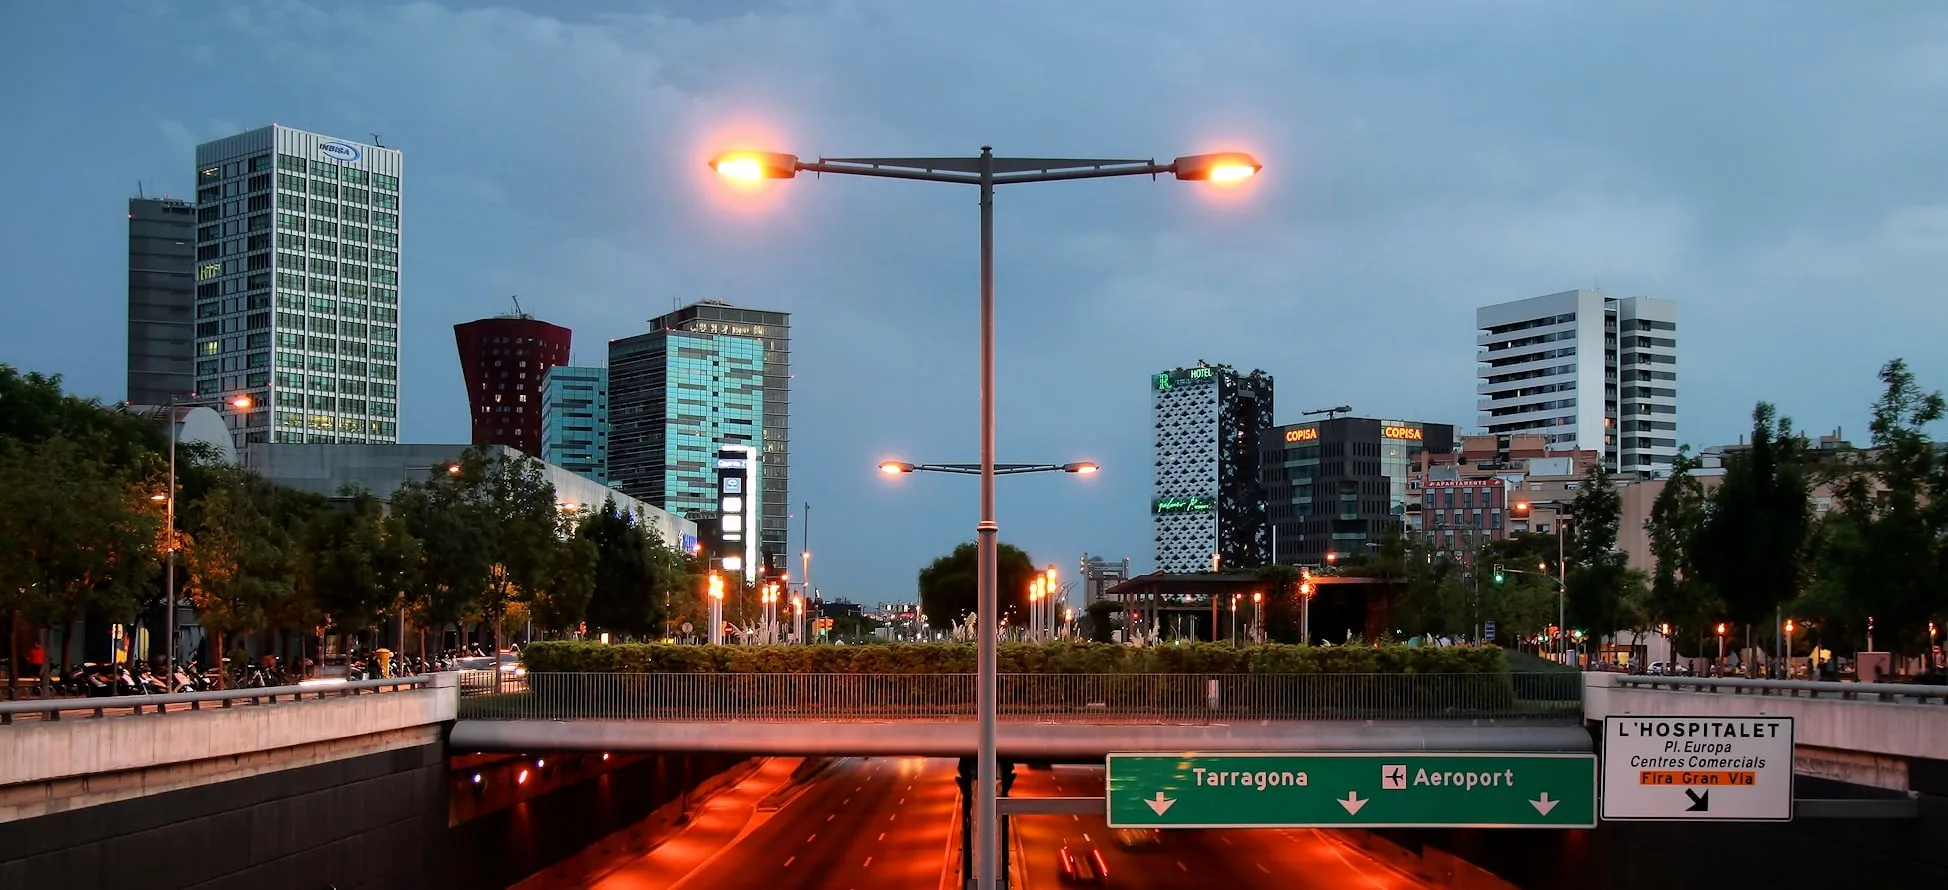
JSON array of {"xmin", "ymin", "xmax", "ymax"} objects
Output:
[{"xmin": 193, "ymin": 126, "xmax": 403, "ymax": 447}]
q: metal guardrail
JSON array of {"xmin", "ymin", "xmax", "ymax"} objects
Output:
[
  {"xmin": 0, "ymin": 676, "xmax": 431, "ymax": 725},
  {"xmin": 1615, "ymin": 675, "xmax": 1948, "ymax": 705},
  {"xmin": 458, "ymin": 672, "xmax": 1581, "ymax": 723}
]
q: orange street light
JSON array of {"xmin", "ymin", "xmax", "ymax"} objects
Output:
[
  {"xmin": 1064, "ymin": 462, "xmax": 1100, "ymax": 475},
  {"xmin": 1513, "ymin": 502, "xmax": 1530, "ymax": 515},
  {"xmin": 150, "ymin": 492, "xmax": 168, "ymax": 502},
  {"xmin": 880, "ymin": 461, "xmax": 915, "ymax": 475},
  {"xmin": 1170, "ymin": 152, "xmax": 1263, "ymax": 182},
  {"xmin": 709, "ymin": 150, "xmax": 801, "ymax": 181}
]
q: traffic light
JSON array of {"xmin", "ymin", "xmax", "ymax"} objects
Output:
[{"xmin": 1492, "ymin": 563, "xmax": 1505, "ymax": 584}]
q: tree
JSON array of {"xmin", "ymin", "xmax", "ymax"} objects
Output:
[
  {"xmin": 392, "ymin": 469, "xmax": 491, "ymax": 649},
  {"xmin": 1644, "ymin": 449, "xmax": 1721, "ymax": 657},
  {"xmin": 1819, "ymin": 359, "xmax": 1947, "ymax": 660},
  {"xmin": 1083, "ymin": 600, "xmax": 1119, "ymax": 643},
  {"xmin": 470, "ymin": 450, "xmax": 561, "ymax": 657},
  {"xmin": 0, "ymin": 440, "xmax": 162, "ymax": 685},
  {"xmin": 580, "ymin": 498, "xmax": 661, "ymax": 636},
  {"xmin": 184, "ymin": 471, "xmax": 298, "ymax": 685},
  {"xmin": 916, "ymin": 542, "xmax": 1037, "ymax": 630},
  {"xmin": 1566, "ymin": 461, "xmax": 1630, "ymax": 640},
  {"xmin": 1692, "ymin": 403, "xmax": 1813, "ymax": 671},
  {"xmin": 297, "ymin": 488, "xmax": 421, "ymax": 643},
  {"xmin": 530, "ymin": 510, "xmax": 597, "ymax": 635}
]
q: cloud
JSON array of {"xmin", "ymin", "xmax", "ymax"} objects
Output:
[
  {"xmin": 156, "ymin": 118, "xmax": 195, "ymax": 156},
  {"xmin": 4, "ymin": 0, "xmax": 1948, "ymax": 599}
]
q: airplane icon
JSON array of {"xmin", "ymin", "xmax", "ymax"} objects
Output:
[{"xmin": 1382, "ymin": 765, "xmax": 1407, "ymax": 790}]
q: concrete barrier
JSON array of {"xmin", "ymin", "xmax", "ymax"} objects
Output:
[{"xmin": 0, "ymin": 678, "xmax": 457, "ymax": 788}]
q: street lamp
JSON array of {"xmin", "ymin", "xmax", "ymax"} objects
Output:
[
  {"xmin": 158, "ymin": 392, "xmax": 252, "ymax": 674},
  {"xmin": 707, "ymin": 572, "xmax": 726, "ymax": 645},
  {"xmin": 719, "ymin": 145, "xmax": 1261, "ymax": 890},
  {"xmin": 1512, "ymin": 500, "xmax": 1573, "ymax": 665},
  {"xmin": 879, "ymin": 460, "xmax": 1099, "ymax": 476}
]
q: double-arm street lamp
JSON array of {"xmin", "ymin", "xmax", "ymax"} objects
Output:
[
  {"xmin": 715, "ymin": 145, "xmax": 1259, "ymax": 890},
  {"xmin": 879, "ymin": 460, "xmax": 1099, "ymax": 477},
  {"xmin": 151, "ymin": 392, "xmax": 252, "ymax": 674}
]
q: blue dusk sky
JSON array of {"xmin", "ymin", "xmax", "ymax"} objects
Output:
[{"xmin": 2, "ymin": 1, "xmax": 1945, "ymax": 600}]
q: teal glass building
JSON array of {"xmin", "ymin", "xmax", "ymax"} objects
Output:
[
  {"xmin": 608, "ymin": 300, "xmax": 789, "ymax": 571},
  {"xmin": 539, "ymin": 365, "xmax": 609, "ymax": 486}
]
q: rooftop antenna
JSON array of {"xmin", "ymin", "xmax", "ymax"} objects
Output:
[
  {"xmin": 372, "ymin": 133, "xmax": 384, "ymax": 147},
  {"xmin": 137, "ymin": 180, "xmax": 145, "ymax": 198},
  {"xmin": 510, "ymin": 294, "xmax": 525, "ymax": 318},
  {"xmin": 1303, "ymin": 405, "xmax": 1353, "ymax": 421}
]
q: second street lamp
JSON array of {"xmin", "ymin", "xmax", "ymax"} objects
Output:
[
  {"xmin": 158, "ymin": 392, "xmax": 252, "ymax": 677},
  {"xmin": 721, "ymin": 145, "xmax": 1259, "ymax": 890}
]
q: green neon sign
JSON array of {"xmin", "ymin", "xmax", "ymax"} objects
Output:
[
  {"xmin": 1155, "ymin": 367, "xmax": 1216, "ymax": 391},
  {"xmin": 1153, "ymin": 496, "xmax": 1214, "ymax": 514}
]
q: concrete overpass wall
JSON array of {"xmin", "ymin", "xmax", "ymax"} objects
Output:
[{"xmin": 0, "ymin": 682, "xmax": 457, "ymax": 889}]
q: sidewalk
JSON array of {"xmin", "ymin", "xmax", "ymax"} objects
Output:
[{"xmin": 580, "ymin": 756, "xmax": 804, "ymax": 890}]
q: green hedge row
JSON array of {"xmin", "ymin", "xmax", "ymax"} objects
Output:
[{"xmin": 519, "ymin": 640, "xmax": 1512, "ymax": 675}]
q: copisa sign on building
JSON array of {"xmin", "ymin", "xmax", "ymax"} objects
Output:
[{"xmin": 1601, "ymin": 716, "xmax": 1795, "ymax": 822}]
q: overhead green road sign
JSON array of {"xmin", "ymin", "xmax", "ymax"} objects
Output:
[{"xmin": 1105, "ymin": 752, "xmax": 1597, "ymax": 829}]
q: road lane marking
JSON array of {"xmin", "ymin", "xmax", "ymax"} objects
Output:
[
  {"xmin": 889, "ymin": 814, "xmax": 897, "ymax": 821},
  {"xmin": 807, "ymin": 834, "xmax": 817, "ymax": 843},
  {"xmin": 1222, "ymin": 836, "xmax": 1234, "ymax": 846},
  {"xmin": 1257, "ymin": 863, "xmax": 1271, "ymax": 874},
  {"xmin": 899, "ymin": 798, "xmax": 905, "ymax": 804},
  {"xmin": 1177, "ymin": 862, "xmax": 1188, "ymax": 872},
  {"xmin": 783, "ymin": 857, "xmax": 795, "ymax": 867},
  {"xmin": 878, "ymin": 832, "xmax": 886, "ymax": 841},
  {"xmin": 843, "ymin": 798, "xmax": 850, "ymax": 805},
  {"xmin": 827, "ymin": 814, "xmax": 836, "ymax": 822},
  {"xmin": 863, "ymin": 857, "xmax": 873, "ymax": 867}
]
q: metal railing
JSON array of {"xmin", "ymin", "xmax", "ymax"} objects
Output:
[
  {"xmin": 1616, "ymin": 674, "xmax": 1948, "ymax": 706},
  {"xmin": 0, "ymin": 676, "xmax": 430, "ymax": 725},
  {"xmin": 458, "ymin": 672, "xmax": 1581, "ymax": 723}
]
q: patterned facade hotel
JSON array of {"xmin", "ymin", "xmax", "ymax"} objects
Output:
[{"xmin": 1150, "ymin": 362, "xmax": 1274, "ymax": 573}]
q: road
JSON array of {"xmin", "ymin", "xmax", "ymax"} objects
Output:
[
  {"xmin": 1009, "ymin": 766, "xmax": 1429, "ymax": 890},
  {"xmin": 582, "ymin": 756, "xmax": 959, "ymax": 890}
]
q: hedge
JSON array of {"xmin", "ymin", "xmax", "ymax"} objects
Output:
[{"xmin": 519, "ymin": 640, "xmax": 1512, "ymax": 675}]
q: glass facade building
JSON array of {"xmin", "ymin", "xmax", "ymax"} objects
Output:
[
  {"xmin": 1259, "ymin": 417, "xmax": 1455, "ymax": 565},
  {"xmin": 194, "ymin": 125, "xmax": 403, "ymax": 447},
  {"xmin": 610, "ymin": 300, "xmax": 788, "ymax": 571},
  {"xmin": 540, "ymin": 365, "xmax": 609, "ymax": 486}
]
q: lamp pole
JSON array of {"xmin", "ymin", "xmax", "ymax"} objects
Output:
[
  {"xmin": 715, "ymin": 146, "xmax": 1260, "ymax": 890},
  {"xmin": 158, "ymin": 392, "xmax": 252, "ymax": 674}
]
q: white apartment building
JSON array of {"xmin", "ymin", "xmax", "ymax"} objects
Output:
[
  {"xmin": 1477, "ymin": 290, "xmax": 1678, "ymax": 476},
  {"xmin": 193, "ymin": 126, "xmax": 402, "ymax": 448}
]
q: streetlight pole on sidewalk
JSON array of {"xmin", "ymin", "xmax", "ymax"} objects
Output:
[{"xmin": 153, "ymin": 392, "xmax": 252, "ymax": 674}]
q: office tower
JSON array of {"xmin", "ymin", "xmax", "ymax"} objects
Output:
[
  {"xmin": 193, "ymin": 126, "xmax": 402, "ymax": 447},
  {"xmin": 453, "ymin": 311, "xmax": 572, "ymax": 454},
  {"xmin": 540, "ymin": 365, "xmax": 609, "ymax": 485},
  {"xmin": 1260, "ymin": 417, "xmax": 1456, "ymax": 565},
  {"xmin": 1151, "ymin": 362, "xmax": 1274, "ymax": 573},
  {"xmin": 127, "ymin": 196, "xmax": 197, "ymax": 405},
  {"xmin": 1476, "ymin": 290, "xmax": 1678, "ymax": 476},
  {"xmin": 609, "ymin": 300, "xmax": 791, "ymax": 574}
]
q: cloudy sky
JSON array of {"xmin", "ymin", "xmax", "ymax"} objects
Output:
[{"xmin": 2, "ymin": 1, "xmax": 1945, "ymax": 601}]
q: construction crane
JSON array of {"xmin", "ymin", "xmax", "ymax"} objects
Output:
[{"xmin": 1303, "ymin": 405, "xmax": 1352, "ymax": 421}]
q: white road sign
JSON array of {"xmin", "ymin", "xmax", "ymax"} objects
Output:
[{"xmin": 1601, "ymin": 716, "xmax": 1794, "ymax": 821}]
